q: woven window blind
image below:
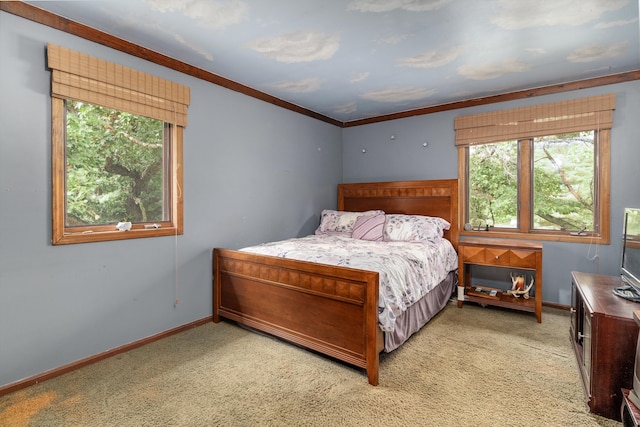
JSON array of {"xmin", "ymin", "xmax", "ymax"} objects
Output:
[
  {"xmin": 454, "ymin": 94, "xmax": 615, "ymax": 146},
  {"xmin": 47, "ymin": 43, "xmax": 190, "ymax": 126}
]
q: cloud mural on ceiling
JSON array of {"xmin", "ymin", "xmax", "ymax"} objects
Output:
[
  {"xmin": 333, "ymin": 102, "xmax": 358, "ymax": 115},
  {"xmin": 174, "ymin": 34, "xmax": 214, "ymax": 61},
  {"xmin": 114, "ymin": 9, "xmax": 216, "ymax": 62},
  {"xmin": 25, "ymin": 0, "xmax": 639, "ymax": 122},
  {"xmin": 458, "ymin": 60, "xmax": 531, "ymax": 80},
  {"xmin": 378, "ymin": 34, "xmax": 410, "ymax": 45},
  {"xmin": 361, "ymin": 86, "xmax": 436, "ymax": 103},
  {"xmin": 595, "ymin": 17, "xmax": 639, "ymax": 29},
  {"xmin": 350, "ymin": 72, "xmax": 370, "ymax": 83},
  {"xmin": 348, "ymin": 0, "xmax": 451, "ymax": 13},
  {"xmin": 567, "ymin": 42, "xmax": 629, "ymax": 63},
  {"xmin": 246, "ymin": 31, "xmax": 340, "ymax": 63},
  {"xmin": 268, "ymin": 78, "xmax": 325, "ymax": 93},
  {"xmin": 145, "ymin": 0, "xmax": 248, "ymax": 29},
  {"xmin": 492, "ymin": 0, "xmax": 628, "ymax": 29},
  {"xmin": 397, "ymin": 46, "xmax": 465, "ymax": 68},
  {"xmin": 525, "ymin": 48, "xmax": 546, "ymax": 55}
]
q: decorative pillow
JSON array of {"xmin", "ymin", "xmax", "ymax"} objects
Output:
[
  {"xmin": 351, "ymin": 214, "xmax": 385, "ymax": 241},
  {"xmin": 383, "ymin": 214, "xmax": 450, "ymax": 242},
  {"xmin": 315, "ymin": 210, "xmax": 385, "ymax": 236}
]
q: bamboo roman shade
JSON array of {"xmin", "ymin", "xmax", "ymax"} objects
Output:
[
  {"xmin": 454, "ymin": 94, "xmax": 615, "ymax": 146},
  {"xmin": 47, "ymin": 43, "xmax": 190, "ymax": 126}
]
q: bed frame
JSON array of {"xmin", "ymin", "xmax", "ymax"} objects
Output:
[{"xmin": 213, "ymin": 179, "xmax": 458, "ymax": 385}]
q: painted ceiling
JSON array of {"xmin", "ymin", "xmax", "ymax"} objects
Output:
[{"xmin": 25, "ymin": 0, "xmax": 640, "ymax": 123}]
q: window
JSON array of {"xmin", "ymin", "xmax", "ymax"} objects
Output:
[
  {"xmin": 456, "ymin": 94, "xmax": 614, "ymax": 243},
  {"xmin": 468, "ymin": 140, "xmax": 518, "ymax": 228},
  {"xmin": 48, "ymin": 44, "xmax": 190, "ymax": 245},
  {"xmin": 532, "ymin": 132, "xmax": 596, "ymax": 232}
]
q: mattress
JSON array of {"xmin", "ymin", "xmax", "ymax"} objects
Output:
[{"xmin": 240, "ymin": 234, "xmax": 458, "ymax": 334}]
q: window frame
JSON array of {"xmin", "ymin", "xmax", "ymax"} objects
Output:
[
  {"xmin": 52, "ymin": 97, "xmax": 184, "ymax": 245},
  {"xmin": 458, "ymin": 129, "xmax": 610, "ymax": 244}
]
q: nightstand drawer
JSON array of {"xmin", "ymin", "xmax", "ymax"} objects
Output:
[
  {"xmin": 509, "ymin": 249, "xmax": 537, "ymax": 268},
  {"xmin": 462, "ymin": 246, "xmax": 536, "ymax": 268},
  {"xmin": 461, "ymin": 246, "xmax": 485, "ymax": 264},
  {"xmin": 486, "ymin": 247, "xmax": 510, "ymax": 266}
]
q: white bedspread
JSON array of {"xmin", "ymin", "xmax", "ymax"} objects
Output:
[{"xmin": 240, "ymin": 235, "xmax": 458, "ymax": 332}]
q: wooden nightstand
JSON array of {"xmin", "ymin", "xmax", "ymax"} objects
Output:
[{"xmin": 457, "ymin": 237, "xmax": 543, "ymax": 322}]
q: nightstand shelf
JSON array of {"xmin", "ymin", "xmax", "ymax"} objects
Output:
[
  {"xmin": 457, "ymin": 237, "xmax": 543, "ymax": 322},
  {"xmin": 465, "ymin": 290, "xmax": 538, "ymax": 311}
]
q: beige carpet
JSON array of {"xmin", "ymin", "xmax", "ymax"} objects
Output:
[{"xmin": 0, "ymin": 302, "xmax": 622, "ymax": 426}]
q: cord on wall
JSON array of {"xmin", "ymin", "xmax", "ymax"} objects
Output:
[
  {"xmin": 173, "ymin": 102, "xmax": 180, "ymax": 308},
  {"xmin": 174, "ymin": 167, "xmax": 182, "ymax": 307},
  {"xmin": 586, "ymin": 232, "xmax": 600, "ymax": 273}
]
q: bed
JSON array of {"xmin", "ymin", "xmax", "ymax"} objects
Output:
[{"xmin": 212, "ymin": 179, "xmax": 459, "ymax": 385}]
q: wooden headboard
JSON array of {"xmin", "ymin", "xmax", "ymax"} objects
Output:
[{"xmin": 337, "ymin": 179, "xmax": 459, "ymax": 249}]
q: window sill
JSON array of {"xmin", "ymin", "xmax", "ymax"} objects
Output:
[
  {"xmin": 53, "ymin": 225, "xmax": 182, "ymax": 245},
  {"xmin": 459, "ymin": 229, "xmax": 609, "ymax": 245}
]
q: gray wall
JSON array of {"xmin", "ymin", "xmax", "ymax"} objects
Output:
[
  {"xmin": 0, "ymin": 12, "xmax": 342, "ymax": 388},
  {"xmin": 343, "ymin": 81, "xmax": 640, "ymax": 305}
]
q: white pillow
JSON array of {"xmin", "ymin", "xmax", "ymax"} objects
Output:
[{"xmin": 383, "ymin": 214, "xmax": 450, "ymax": 242}]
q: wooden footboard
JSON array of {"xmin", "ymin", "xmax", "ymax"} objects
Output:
[{"xmin": 213, "ymin": 248, "xmax": 383, "ymax": 385}]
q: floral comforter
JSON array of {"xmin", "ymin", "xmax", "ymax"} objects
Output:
[{"xmin": 240, "ymin": 235, "xmax": 458, "ymax": 332}]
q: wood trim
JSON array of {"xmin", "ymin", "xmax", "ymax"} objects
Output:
[
  {"xmin": 457, "ymin": 147, "xmax": 467, "ymax": 232},
  {"xmin": 2, "ymin": 2, "xmax": 638, "ymax": 128},
  {"xmin": 519, "ymin": 139, "xmax": 532, "ymax": 232},
  {"xmin": 0, "ymin": 316, "xmax": 212, "ymax": 397},
  {"xmin": 544, "ymin": 301, "xmax": 570, "ymax": 311},
  {"xmin": 51, "ymin": 97, "xmax": 66, "ymax": 244},
  {"xmin": 460, "ymin": 229, "xmax": 611, "ymax": 244},
  {"xmin": 344, "ymin": 71, "xmax": 640, "ymax": 127},
  {"xmin": 597, "ymin": 129, "xmax": 611, "ymax": 243},
  {"xmin": 173, "ymin": 126, "xmax": 185, "ymax": 235}
]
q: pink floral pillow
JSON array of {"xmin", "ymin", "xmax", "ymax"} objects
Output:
[
  {"xmin": 383, "ymin": 214, "xmax": 450, "ymax": 242},
  {"xmin": 315, "ymin": 210, "xmax": 385, "ymax": 236},
  {"xmin": 351, "ymin": 214, "xmax": 385, "ymax": 241}
]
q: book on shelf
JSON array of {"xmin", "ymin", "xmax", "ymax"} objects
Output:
[{"xmin": 468, "ymin": 286, "xmax": 502, "ymax": 300}]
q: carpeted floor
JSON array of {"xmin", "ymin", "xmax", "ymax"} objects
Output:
[{"xmin": 0, "ymin": 302, "xmax": 623, "ymax": 426}]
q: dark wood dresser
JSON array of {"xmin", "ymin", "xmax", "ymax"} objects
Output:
[{"xmin": 571, "ymin": 271, "xmax": 640, "ymax": 420}]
